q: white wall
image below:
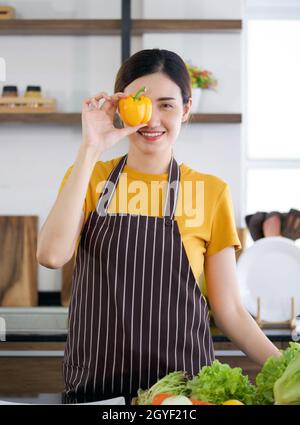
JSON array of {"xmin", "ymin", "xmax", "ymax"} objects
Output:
[{"xmin": 0, "ymin": 0, "xmax": 244, "ymax": 292}]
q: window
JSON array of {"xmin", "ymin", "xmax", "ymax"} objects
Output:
[{"xmin": 245, "ymin": 1, "xmax": 300, "ymax": 243}]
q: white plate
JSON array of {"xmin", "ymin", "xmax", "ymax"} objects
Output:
[{"xmin": 237, "ymin": 236, "xmax": 300, "ymax": 322}]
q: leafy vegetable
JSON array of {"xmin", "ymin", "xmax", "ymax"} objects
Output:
[
  {"xmin": 186, "ymin": 360, "xmax": 256, "ymax": 405},
  {"xmin": 255, "ymin": 342, "xmax": 300, "ymax": 404},
  {"xmin": 273, "ymin": 352, "xmax": 300, "ymax": 405},
  {"xmin": 137, "ymin": 371, "xmax": 189, "ymax": 405}
]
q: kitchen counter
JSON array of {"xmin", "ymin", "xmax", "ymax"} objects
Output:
[{"xmin": 0, "ymin": 392, "xmax": 128, "ymax": 405}]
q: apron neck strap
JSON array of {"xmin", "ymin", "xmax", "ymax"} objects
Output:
[{"xmin": 96, "ymin": 153, "xmax": 180, "ymax": 219}]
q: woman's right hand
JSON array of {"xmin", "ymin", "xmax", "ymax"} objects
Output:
[{"xmin": 81, "ymin": 91, "xmax": 146, "ymax": 157}]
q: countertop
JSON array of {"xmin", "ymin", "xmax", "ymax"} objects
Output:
[{"xmin": 0, "ymin": 392, "xmax": 129, "ymax": 405}]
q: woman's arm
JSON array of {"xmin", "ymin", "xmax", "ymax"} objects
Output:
[
  {"xmin": 36, "ymin": 145, "xmax": 97, "ymax": 269},
  {"xmin": 37, "ymin": 92, "xmax": 147, "ymax": 269},
  {"xmin": 204, "ymin": 246, "xmax": 281, "ymax": 366}
]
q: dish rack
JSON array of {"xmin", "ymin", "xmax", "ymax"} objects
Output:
[{"xmin": 255, "ymin": 297, "xmax": 297, "ymax": 331}]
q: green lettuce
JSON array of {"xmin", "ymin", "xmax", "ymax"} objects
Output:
[
  {"xmin": 255, "ymin": 342, "xmax": 300, "ymax": 404},
  {"xmin": 137, "ymin": 371, "xmax": 189, "ymax": 405},
  {"xmin": 273, "ymin": 352, "xmax": 300, "ymax": 404},
  {"xmin": 186, "ymin": 360, "xmax": 256, "ymax": 405}
]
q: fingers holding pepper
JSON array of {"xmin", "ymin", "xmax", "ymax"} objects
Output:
[{"xmin": 83, "ymin": 87, "xmax": 152, "ymax": 128}]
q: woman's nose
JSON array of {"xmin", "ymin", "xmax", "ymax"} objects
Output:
[{"xmin": 146, "ymin": 107, "xmax": 161, "ymax": 128}]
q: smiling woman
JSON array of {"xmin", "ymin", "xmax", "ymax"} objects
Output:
[
  {"xmin": 114, "ymin": 49, "xmax": 191, "ymax": 171},
  {"xmin": 36, "ymin": 48, "xmax": 280, "ymax": 403}
]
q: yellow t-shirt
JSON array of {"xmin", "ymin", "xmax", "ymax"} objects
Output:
[{"xmin": 58, "ymin": 155, "xmax": 241, "ymax": 295}]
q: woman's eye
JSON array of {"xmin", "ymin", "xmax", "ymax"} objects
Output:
[{"xmin": 161, "ymin": 103, "xmax": 173, "ymax": 109}]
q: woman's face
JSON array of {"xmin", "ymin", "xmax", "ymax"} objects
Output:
[{"xmin": 122, "ymin": 72, "xmax": 191, "ymax": 155}]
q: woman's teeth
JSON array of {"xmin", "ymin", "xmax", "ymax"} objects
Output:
[{"xmin": 139, "ymin": 132, "xmax": 164, "ymax": 137}]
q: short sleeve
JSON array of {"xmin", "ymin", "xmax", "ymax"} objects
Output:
[
  {"xmin": 205, "ymin": 184, "xmax": 241, "ymax": 256},
  {"xmin": 58, "ymin": 165, "xmax": 73, "ymax": 194}
]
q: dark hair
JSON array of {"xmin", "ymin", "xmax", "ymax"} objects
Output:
[{"xmin": 114, "ymin": 49, "xmax": 191, "ymax": 104}]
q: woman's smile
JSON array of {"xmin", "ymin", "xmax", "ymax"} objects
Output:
[{"xmin": 137, "ymin": 129, "xmax": 166, "ymax": 142}]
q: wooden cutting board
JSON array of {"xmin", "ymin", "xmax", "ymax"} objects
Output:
[{"xmin": 0, "ymin": 216, "xmax": 38, "ymax": 306}]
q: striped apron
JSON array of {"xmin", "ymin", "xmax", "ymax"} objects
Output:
[{"xmin": 63, "ymin": 154, "xmax": 214, "ymax": 400}]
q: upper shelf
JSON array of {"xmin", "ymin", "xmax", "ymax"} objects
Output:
[
  {"xmin": 0, "ymin": 113, "xmax": 242, "ymax": 124},
  {"xmin": 0, "ymin": 19, "xmax": 242, "ymax": 35},
  {"xmin": 132, "ymin": 19, "xmax": 242, "ymax": 34}
]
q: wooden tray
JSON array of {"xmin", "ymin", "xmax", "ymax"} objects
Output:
[
  {"xmin": 0, "ymin": 96, "xmax": 56, "ymax": 113},
  {"xmin": 0, "ymin": 6, "xmax": 15, "ymax": 20}
]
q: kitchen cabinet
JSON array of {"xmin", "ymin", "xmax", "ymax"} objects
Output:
[{"xmin": 0, "ymin": 342, "xmax": 65, "ymax": 393}]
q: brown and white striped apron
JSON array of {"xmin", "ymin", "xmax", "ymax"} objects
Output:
[{"xmin": 63, "ymin": 154, "xmax": 214, "ymax": 400}]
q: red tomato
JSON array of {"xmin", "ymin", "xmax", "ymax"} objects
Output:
[{"xmin": 151, "ymin": 393, "xmax": 174, "ymax": 405}]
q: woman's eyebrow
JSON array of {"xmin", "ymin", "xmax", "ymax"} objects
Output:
[{"xmin": 156, "ymin": 97, "xmax": 176, "ymax": 101}]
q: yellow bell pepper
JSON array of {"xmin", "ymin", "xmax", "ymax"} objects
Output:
[
  {"xmin": 222, "ymin": 400, "xmax": 244, "ymax": 405},
  {"xmin": 118, "ymin": 86, "xmax": 152, "ymax": 126}
]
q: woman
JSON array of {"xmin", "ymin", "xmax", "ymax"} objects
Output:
[{"xmin": 37, "ymin": 49, "xmax": 281, "ymax": 402}]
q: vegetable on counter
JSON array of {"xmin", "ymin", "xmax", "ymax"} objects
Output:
[
  {"xmin": 136, "ymin": 371, "xmax": 190, "ymax": 405},
  {"xmin": 118, "ymin": 86, "xmax": 152, "ymax": 126},
  {"xmin": 255, "ymin": 342, "xmax": 300, "ymax": 405},
  {"xmin": 135, "ymin": 342, "xmax": 300, "ymax": 405},
  {"xmin": 186, "ymin": 360, "xmax": 256, "ymax": 405},
  {"xmin": 151, "ymin": 393, "xmax": 174, "ymax": 405},
  {"xmin": 273, "ymin": 351, "xmax": 300, "ymax": 405},
  {"xmin": 161, "ymin": 395, "xmax": 193, "ymax": 405},
  {"xmin": 222, "ymin": 399, "xmax": 244, "ymax": 405},
  {"xmin": 191, "ymin": 399, "xmax": 214, "ymax": 405}
]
